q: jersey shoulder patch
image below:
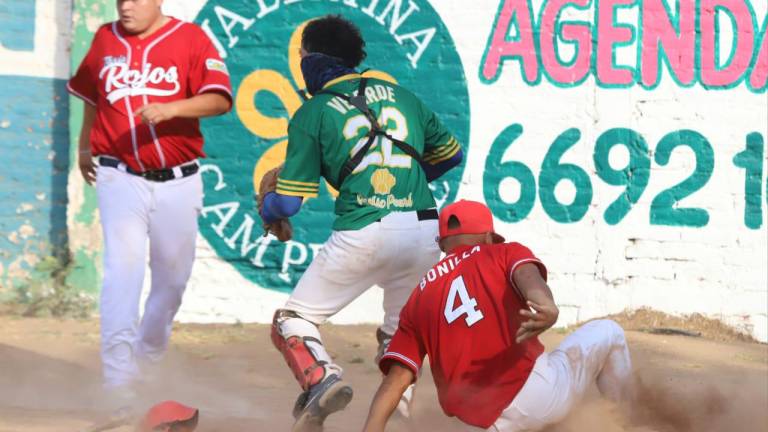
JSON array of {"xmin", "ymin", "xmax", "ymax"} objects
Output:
[{"xmin": 205, "ymin": 58, "xmax": 228, "ymax": 74}]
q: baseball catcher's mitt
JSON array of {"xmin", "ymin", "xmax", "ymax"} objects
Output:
[{"xmin": 257, "ymin": 165, "xmax": 293, "ymax": 242}]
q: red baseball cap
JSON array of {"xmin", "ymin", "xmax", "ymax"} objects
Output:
[
  {"xmin": 139, "ymin": 401, "xmax": 199, "ymax": 432},
  {"xmin": 438, "ymin": 200, "xmax": 505, "ymax": 244}
]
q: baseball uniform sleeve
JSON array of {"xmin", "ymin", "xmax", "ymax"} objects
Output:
[
  {"xmin": 504, "ymin": 243, "xmax": 547, "ymax": 296},
  {"xmin": 379, "ymin": 295, "xmax": 426, "ymax": 378},
  {"xmin": 276, "ymin": 112, "xmax": 322, "ymax": 198},
  {"xmin": 420, "ymin": 102, "xmax": 461, "ymax": 165},
  {"xmin": 188, "ymin": 25, "xmax": 232, "ymax": 102},
  {"xmin": 67, "ymin": 27, "xmax": 103, "ymax": 106}
]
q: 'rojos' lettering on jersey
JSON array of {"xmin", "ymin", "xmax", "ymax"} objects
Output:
[{"xmin": 100, "ymin": 62, "xmax": 181, "ymax": 104}]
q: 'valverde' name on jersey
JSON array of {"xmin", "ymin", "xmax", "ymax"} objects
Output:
[{"xmin": 277, "ymin": 73, "xmax": 461, "ymax": 231}]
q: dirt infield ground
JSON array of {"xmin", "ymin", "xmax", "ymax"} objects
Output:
[{"xmin": 0, "ymin": 315, "xmax": 766, "ymax": 432}]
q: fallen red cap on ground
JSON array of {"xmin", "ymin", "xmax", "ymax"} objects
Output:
[{"xmin": 138, "ymin": 400, "xmax": 198, "ymax": 432}]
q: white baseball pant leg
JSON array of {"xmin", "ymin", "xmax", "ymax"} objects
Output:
[
  {"xmin": 97, "ymin": 166, "xmax": 201, "ymax": 391},
  {"xmin": 377, "ymin": 215, "xmax": 440, "ymax": 417},
  {"xmin": 97, "ymin": 166, "xmax": 149, "ymax": 390},
  {"xmin": 281, "ymin": 211, "xmax": 440, "ymax": 380},
  {"xmin": 487, "ymin": 319, "xmax": 633, "ymax": 432},
  {"xmin": 136, "ymin": 172, "xmax": 202, "ymax": 363}
]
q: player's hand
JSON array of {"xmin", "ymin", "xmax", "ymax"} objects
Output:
[
  {"xmin": 136, "ymin": 102, "xmax": 178, "ymax": 125},
  {"xmin": 78, "ymin": 149, "xmax": 96, "ymax": 185},
  {"xmin": 516, "ymin": 300, "xmax": 559, "ymax": 343}
]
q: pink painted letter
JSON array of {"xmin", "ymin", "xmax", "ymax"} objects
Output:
[
  {"xmin": 749, "ymin": 20, "xmax": 767, "ymax": 91},
  {"xmin": 596, "ymin": 0, "xmax": 637, "ymax": 86},
  {"xmin": 481, "ymin": 0, "xmax": 539, "ymax": 83},
  {"xmin": 700, "ymin": 0, "xmax": 755, "ymax": 88},
  {"xmin": 640, "ymin": 0, "xmax": 696, "ymax": 87},
  {"xmin": 540, "ymin": 0, "xmax": 593, "ymax": 84}
]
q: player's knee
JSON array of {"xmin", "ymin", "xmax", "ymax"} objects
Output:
[
  {"xmin": 273, "ymin": 309, "xmax": 319, "ymax": 337},
  {"xmin": 593, "ymin": 319, "xmax": 626, "ymax": 345},
  {"xmin": 271, "ymin": 309, "xmax": 301, "ymax": 348},
  {"xmin": 104, "ymin": 255, "xmax": 144, "ymax": 277}
]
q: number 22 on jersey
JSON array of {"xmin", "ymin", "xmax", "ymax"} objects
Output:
[
  {"xmin": 444, "ymin": 276, "xmax": 484, "ymax": 326},
  {"xmin": 343, "ymin": 107, "xmax": 411, "ymax": 173}
]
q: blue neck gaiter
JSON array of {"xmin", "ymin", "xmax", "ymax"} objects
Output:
[{"xmin": 300, "ymin": 53, "xmax": 357, "ymax": 95}]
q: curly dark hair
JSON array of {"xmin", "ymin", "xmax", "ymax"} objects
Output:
[{"xmin": 302, "ymin": 15, "xmax": 367, "ymax": 68}]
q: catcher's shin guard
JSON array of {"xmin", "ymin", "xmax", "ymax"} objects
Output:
[{"xmin": 271, "ymin": 309, "xmax": 338, "ymax": 391}]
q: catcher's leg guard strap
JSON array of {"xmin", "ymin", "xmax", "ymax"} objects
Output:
[
  {"xmin": 271, "ymin": 309, "xmax": 338, "ymax": 391},
  {"xmin": 375, "ymin": 328, "xmax": 392, "ymax": 364}
]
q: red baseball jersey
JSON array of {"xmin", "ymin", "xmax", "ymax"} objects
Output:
[
  {"xmin": 380, "ymin": 243, "xmax": 547, "ymax": 429},
  {"xmin": 67, "ymin": 18, "xmax": 232, "ymax": 172}
]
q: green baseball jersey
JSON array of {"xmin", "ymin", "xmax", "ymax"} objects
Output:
[{"xmin": 277, "ymin": 73, "xmax": 461, "ymax": 231}]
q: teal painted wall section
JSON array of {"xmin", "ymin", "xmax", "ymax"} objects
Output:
[
  {"xmin": 0, "ymin": 0, "xmax": 70, "ymax": 291},
  {"xmin": 65, "ymin": 0, "xmax": 116, "ymax": 294},
  {"xmin": 0, "ymin": 0, "xmax": 35, "ymax": 51}
]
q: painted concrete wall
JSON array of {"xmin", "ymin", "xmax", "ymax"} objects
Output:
[
  {"xmin": 66, "ymin": 0, "xmax": 116, "ymax": 294},
  {"xmin": 0, "ymin": 0, "xmax": 71, "ymax": 292},
  {"xmin": 11, "ymin": 0, "xmax": 768, "ymax": 340}
]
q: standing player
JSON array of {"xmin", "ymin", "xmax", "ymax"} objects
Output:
[
  {"xmin": 363, "ymin": 200, "xmax": 633, "ymax": 432},
  {"xmin": 68, "ymin": 0, "xmax": 231, "ymax": 412},
  {"xmin": 259, "ymin": 15, "xmax": 464, "ymax": 432}
]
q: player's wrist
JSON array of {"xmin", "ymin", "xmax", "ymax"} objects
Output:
[{"xmin": 165, "ymin": 100, "xmax": 182, "ymax": 119}]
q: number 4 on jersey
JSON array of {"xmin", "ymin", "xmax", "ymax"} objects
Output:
[{"xmin": 444, "ymin": 276, "xmax": 484, "ymax": 326}]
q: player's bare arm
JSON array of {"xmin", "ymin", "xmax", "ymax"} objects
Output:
[
  {"xmin": 362, "ymin": 363, "xmax": 414, "ymax": 432},
  {"xmin": 513, "ymin": 263, "xmax": 559, "ymax": 343},
  {"xmin": 135, "ymin": 92, "xmax": 231, "ymax": 125},
  {"xmin": 78, "ymin": 103, "xmax": 97, "ymax": 185}
]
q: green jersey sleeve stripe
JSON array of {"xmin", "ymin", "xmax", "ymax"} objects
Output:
[
  {"xmin": 277, "ymin": 178, "xmax": 320, "ymax": 187},
  {"xmin": 424, "ymin": 140, "xmax": 460, "ymax": 161},
  {"xmin": 276, "ymin": 183, "xmax": 319, "ymax": 193},
  {"xmin": 424, "ymin": 143, "xmax": 459, "ymax": 162},
  {"xmin": 424, "ymin": 137, "xmax": 454, "ymax": 154},
  {"xmin": 277, "ymin": 180, "xmax": 320, "ymax": 189},
  {"xmin": 276, "ymin": 187, "xmax": 319, "ymax": 198},
  {"xmin": 276, "ymin": 181, "xmax": 318, "ymax": 190},
  {"xmin": 424, "ymin": 144, "xmax": 460, "ymax": 164},
  {"xmin": 423, "ymin": 137, "xmax": 458, "ymax": 158},
  {"xmin": 433, "ymin": 136, "xmax": 459, "ymax": 152}
]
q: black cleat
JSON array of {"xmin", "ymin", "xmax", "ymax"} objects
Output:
[{"xmin": 291, "ymin": 375, "xmax": 353, "ymax": 432}]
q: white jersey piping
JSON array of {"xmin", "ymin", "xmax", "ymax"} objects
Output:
[
  {"xmin": 197, "ymin": 83, "xmax": 232, "ymax": 97},
  {"xmin": 141, "ymin": 20, "xmax": 185, "ymax": 169},
  {"xmin": 66, "ymin": 82, "xmax": 97, "ymax": 106},
  {"xmin": 112, "ymin": 22, "xmax": 145, "ymax": 172},
  {"xmin": 381, "ymin": 352, "xmax": 420, "ymax": 373}
]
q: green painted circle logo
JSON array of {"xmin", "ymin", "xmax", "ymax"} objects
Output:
[{"xmin": 195, "ymin": 1, "xmax": 470, "ymax": 292}]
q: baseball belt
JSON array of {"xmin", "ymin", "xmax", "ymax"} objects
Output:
[
  {"xmin": 98, "ymin": 157, "xmax": 199, "ymax": 182},
  {"xmin": 374, "ymin": 208, "xmax": 438, "ymax": 223}
]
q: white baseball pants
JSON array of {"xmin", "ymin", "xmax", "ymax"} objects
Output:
[
  {"xmin": 282, "ymin": 210, "xmax": 441, "ymax": 374},
  {"xmin": 485, "ymin": 319, "xmax": 633, "ymax": 432},
  {"xmin": 96, "ymin": 164, "xmax": 202, "ymax": 390}
]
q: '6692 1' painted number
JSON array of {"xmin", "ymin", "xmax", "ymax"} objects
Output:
[{"xmin": 484, "ymin": 125, "xmax": 765, "ymax": 229}]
